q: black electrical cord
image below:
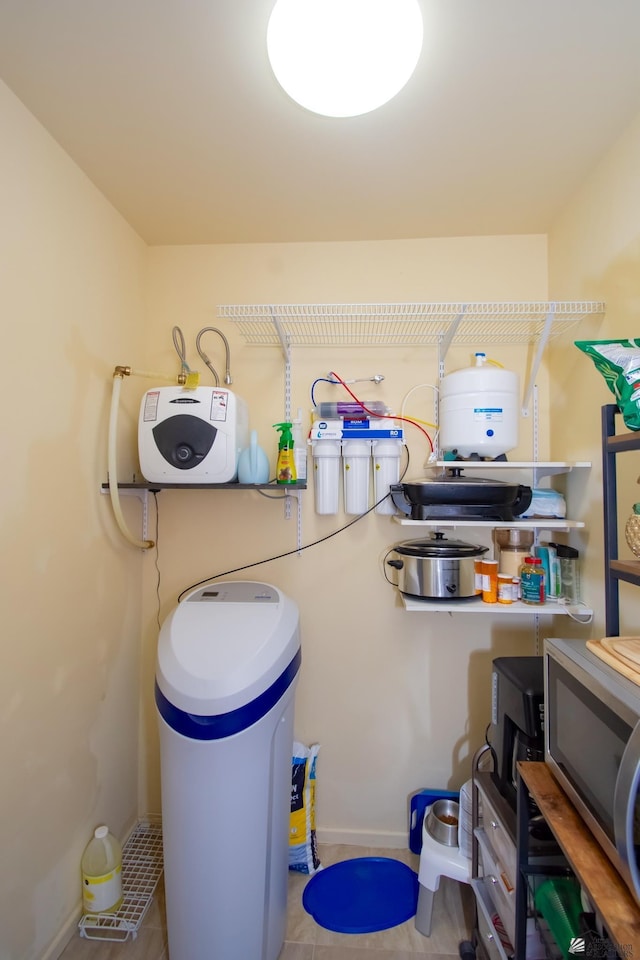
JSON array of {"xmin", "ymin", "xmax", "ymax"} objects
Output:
[{"xmin": 176, "ymin": 446, "xmax": 410, "ymax": 603}]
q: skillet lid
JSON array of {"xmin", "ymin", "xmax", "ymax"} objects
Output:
[{"xmin": 393, "ymin": 532, "xmax": 488, "ymax": 558}]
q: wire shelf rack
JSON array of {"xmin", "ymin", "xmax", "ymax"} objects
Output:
[
  {"xmin": 78, "ymin": 817, "xmax": 163, "ymax": 943},
  {"xmin": 217, "ymin": 301, "xmax": 605, "ymax": 348}
]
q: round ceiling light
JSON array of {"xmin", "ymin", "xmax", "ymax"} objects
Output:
[{"xmin": 267, "ymin": 0, "xmax": 424, "ymax": 118}]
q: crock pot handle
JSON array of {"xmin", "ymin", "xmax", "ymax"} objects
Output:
[
  {"xmin": 389, "ymin": 483, "xmax": 411, "ymax": 515},
  {"xmin": 386, "ymin": 557, "xmax": 403, "ymax": 588}
]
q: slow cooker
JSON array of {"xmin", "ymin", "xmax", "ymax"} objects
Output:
[{"xmin": 386, "ymin": 533, "xmax": 488, "ymax": 600}]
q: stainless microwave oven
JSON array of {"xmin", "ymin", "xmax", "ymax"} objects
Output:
[{"xmin": 544, "ymin": 637, "xmax": 640, "ymax": 906}]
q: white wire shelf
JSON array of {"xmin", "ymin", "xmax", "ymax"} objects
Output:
[
  {"xmin": 218, "ymin": 301, "xmax": 605, "ymax": 348},
  {"xmin": 78, "ymin": 817, "xmax": 163, "ymax": 943}
]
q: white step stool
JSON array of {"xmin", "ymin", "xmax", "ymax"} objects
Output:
[{"xmin": 414, "ymin": 805, "xmax": 472, "ymax": 937}]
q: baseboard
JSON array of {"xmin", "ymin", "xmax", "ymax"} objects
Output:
[
  {"xmin": 316, "ymin": 827, "xmax": 408, "ymax": 849},
  {"xmin": 40, "ymin": 907, "xmax": 81, "ymax": 960}
]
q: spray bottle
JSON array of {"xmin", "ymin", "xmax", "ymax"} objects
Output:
[{"xmin": 273, "ymin": 423, "xmax": 297, "ymax": 484}]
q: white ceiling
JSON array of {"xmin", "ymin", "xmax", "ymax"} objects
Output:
[{"xmin": 1, "ymin": 0, "xmax": 640, "ymax": 246}]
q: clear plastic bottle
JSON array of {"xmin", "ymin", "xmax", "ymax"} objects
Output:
[
  {"xmin": 81, "ymin": 825, "xmax": 123, "ymax": 915},
  {"xmin": 292, "ymin": 409, "xmax": 307, "ymax": 481}
]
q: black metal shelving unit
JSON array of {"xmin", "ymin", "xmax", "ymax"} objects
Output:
[{"xmin": 601, "ymin": 404, "xmax": 640, "ymax": 636}]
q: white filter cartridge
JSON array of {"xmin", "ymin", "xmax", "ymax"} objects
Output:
[
  {"xmin": 372, "ymin": 439, "xmax": 403, "ymax": 514},
  {"xmin": 312, "ymin": 439, "xmax": 341, "ymax": 515},
  {"xmin": 342, "ymin": 439, "xmax": 372, "ymax": 515}
]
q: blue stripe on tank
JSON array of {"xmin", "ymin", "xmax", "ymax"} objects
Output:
[{"xmin": 155, "ymin": 646, "xmax": 301, "ymax": 740}]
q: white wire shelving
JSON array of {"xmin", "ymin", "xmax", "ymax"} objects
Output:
[
  {"xmin": 218, "ymin": 300, "xmax": 604, "ymax": 349},
  {"xmin": 218, "ymin": 301, "xmax": 605, "ymax": 416},
  {"xmin": 78, "ymin": 817, "xmax": 163, "ymax": 943}
]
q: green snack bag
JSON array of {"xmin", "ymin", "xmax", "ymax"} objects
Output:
[{"xmin": 575, "ymin": 338, "xmax": 640, "ymax": 430}]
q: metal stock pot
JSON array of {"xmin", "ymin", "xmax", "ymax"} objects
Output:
[{"xmin": 386, "ymin": 532, "xmax": 488, "ymax": 600}]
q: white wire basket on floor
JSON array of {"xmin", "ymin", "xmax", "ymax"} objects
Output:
[{"xmin": 78, "ymin": 817, "xmax": 163, "ymax": 942}]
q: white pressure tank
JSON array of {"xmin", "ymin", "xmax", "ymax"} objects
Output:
[
  {"xmin": 156, "ymin": 580, "xmax": 301, "ymax": 960},
  {"xmin": 439, "ymin": 353, "xmax": 520, "ymax": 459}
]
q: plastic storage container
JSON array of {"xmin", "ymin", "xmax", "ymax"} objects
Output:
[
  {"xmin": 494, "ymin": 528, "xmax": 534, "ymax": 578},
  {"xmin": 81, "ymin": 826, "xmax": 123, "ymax": 915},
  {"xmin": 549, "ymin": 543, "xmax": 581, "ymax": 603}
]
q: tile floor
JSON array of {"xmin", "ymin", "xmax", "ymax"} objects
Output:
[{"xmin": 59, "ymin": 843, "xmax": 475, "ymax": 960}]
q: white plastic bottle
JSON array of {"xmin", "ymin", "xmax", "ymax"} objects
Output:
[
  {"xmin": 81, "ymin": 825, "xmax": 123, "ymax": 915},
  {"xmin": 292, "ymin": 408, "xmax": 307, "ymax": 481}
]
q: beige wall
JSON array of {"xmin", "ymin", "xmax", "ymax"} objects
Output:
[
  {"xmin": 0, "ymin": 81, "xmax": 147, "ymax": 959},
  {"xmin": 137, "ymin": 236, "xmax": 552, "ymax": 847},
  {"xmin": 548, "ymin": 107, "xmax": 640, "ymax": 639},
  {"xmin": 6, "ymin": 61, "xmax": 639, "ymax": 960}
]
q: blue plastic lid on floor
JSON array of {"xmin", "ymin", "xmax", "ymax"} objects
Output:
[{"xmin": 302, "ymin": 857, "xmax": 419, "ymax": 934}]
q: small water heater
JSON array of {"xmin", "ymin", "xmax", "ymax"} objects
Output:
[
  {"xmin": 138, "ymin": 385, "xmax": 248, "ymax": 483},
  {"xmin": 439, "ymin": 353, "xmax": 519, "ymax": 460}
]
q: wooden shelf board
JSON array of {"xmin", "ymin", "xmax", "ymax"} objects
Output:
[
  {"xmin": 611, "ymin": 558, "xmax": 640, "ymax": 583},
  {"xmin": 518, "ymin": 762, "xmax": 640, "ymax": 950}
]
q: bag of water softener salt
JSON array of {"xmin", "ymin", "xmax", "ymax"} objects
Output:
[
  {"xmin": 575, "ymin": 338, "xmax": 640, "ymax": 430},
  {"xmin": 289, "ymin": 742, "xmax": 322, "ymax": 874}
]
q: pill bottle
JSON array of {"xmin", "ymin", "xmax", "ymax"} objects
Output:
[
  {"xmin": 497, "ymin": 573, "xmax": 514, "ymax": 604},
  {"xmin": 519, "ymin": 556, "xmax": 545, "ymax": 605},
  {"xmin": 81, "ymin": 825, "xmax": 123, "ymax": 915},
  {"xmin": 481, "ymin": 559, "xmax": 499, "ymax": 603},
  {"xmin": 474, "ymin": 558, "xmax": 483, "ymax": 595}
]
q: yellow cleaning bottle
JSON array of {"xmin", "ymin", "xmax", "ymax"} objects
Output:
[{"xmin": 273, "ymin": 422, "xmax": 297, "ymax": 484}]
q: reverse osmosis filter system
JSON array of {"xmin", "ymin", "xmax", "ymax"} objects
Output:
[{"xmin": 311, "ymin": 416, "xmax": 404, "ymax": 515}]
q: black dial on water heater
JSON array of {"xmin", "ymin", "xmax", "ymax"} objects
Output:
[{"xmin": 152, "ymin": 414, "xmax": 217, "ymax": 470}]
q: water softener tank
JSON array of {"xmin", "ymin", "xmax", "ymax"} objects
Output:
[
  {"xmin": 439, "ymin": 353, "xmax": 519, "ymax": 459},
  {"xmin": 155, "ymin": 581, "xmax": 301, "ymax": 960}
]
